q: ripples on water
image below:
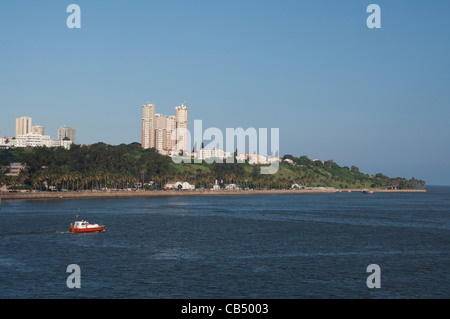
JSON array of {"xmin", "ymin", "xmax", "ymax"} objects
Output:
[{"xmin": 0, "ymin": 186, "xmax": 449, "ymax": 298}]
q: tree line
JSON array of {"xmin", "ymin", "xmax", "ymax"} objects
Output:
[
  {"xmin": 281, "ymin": 154, "xmax": 425, "ymax": 189},
  {"xmin": 0, "ymin": 143, "xmax": 425, "ymax": 191}
]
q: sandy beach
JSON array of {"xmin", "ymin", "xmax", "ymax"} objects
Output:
[{"xmin": 0, "ymin": 188, "xmax": 426, "ymax": 201}]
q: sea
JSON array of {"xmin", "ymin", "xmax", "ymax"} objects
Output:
[{"xmin": 0, "ymin": 186, "xmax": 449, "ymax": 299}]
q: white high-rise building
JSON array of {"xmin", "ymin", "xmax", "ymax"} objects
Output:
[
  {"xmin": 58, "ymin": 126, "xmax": 76, "ymax": 144},
  {"xmin": 175, "ymin": 103, "xmax": 188, "ymax": 153},
  {"xmin": 15, "ymin": 117, "xmax": 32, "ymax": 137},
  {"xmin": 141, "ymin": 103, "xmax": 155, "ymax": 149}
]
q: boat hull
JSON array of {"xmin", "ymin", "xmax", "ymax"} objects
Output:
[{"xmin": 70, "ymin": 225, "xmax": 106, "ymax": 233}]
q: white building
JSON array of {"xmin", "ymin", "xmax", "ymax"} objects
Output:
[
  {"xmin": 164, "ymin": 181, "xmax": 195, "ymax": 190},
  {"xmin": 283, "ymin": 158, "xmax": 295, "ymax": 165},
  {"xmin": 194, "ymin": 148, "xmax": 233, "ymax": 161},
  {"xmin": 14, "ymin": 134, "xmax": 53, "ymax": 148},
  {"xmin": 236, "ymin": 153, "xmax": 281, "ymax": 165},
  {"xmin": 225, "ymin": 184, "xmax": 241, "ymax": 190},
  {"xmin": 55, "ymin": 139, "xmax": 73, "ymax": 149},
  {"xmin": 0, "ymin": 137, "xmax": 11, "ymax": 149},
  {"xmin": 212, "ymin": 180, "xmax": 221, "ymax": 190},
  {"xmin": 11, "ymin": 133, "xmax": 72, "ymax": 149}
]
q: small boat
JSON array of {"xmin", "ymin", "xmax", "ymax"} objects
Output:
[{"xmin": 70, "ymin": 220, "xmax": 106, "ymax": 233}]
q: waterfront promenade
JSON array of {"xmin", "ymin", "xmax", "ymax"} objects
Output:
[{"xmin": 0, "ymin": 188, "xmax": 426, "ymax": 201}]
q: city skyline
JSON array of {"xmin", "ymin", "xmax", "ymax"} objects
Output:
[
  {"xmin": 1, "ymin": 1, "xmax": 449, "ymax": 185},
  {"xmin": 141, "ymin": 102, "xmax": 187, "ymax": 153},
  {"xmin": 0, "ymin": 116, "xmax": 75, "ymax": 150},
  {"xmin": 2, "ymin": 116, "xmax": 76, "ymax": 143}
]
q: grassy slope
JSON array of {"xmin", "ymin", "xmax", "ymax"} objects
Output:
[{"xmin": 168, "ymin": 160, "xmax": 388, "ymax": 189}]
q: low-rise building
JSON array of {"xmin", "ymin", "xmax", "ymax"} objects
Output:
[
  {"xmin": 195, "ymin": 149, "xmax": 233, "ymax": 161},
  {"xmin": 237, "ymin": 153, "xmax": 281, "ymax": 165},
  {"xmin": 5, "ymin": 163, "xmax": 26, "ymax": 177},
  {"xmin": 225, "ymin": 184, "xmax": 241, "ymax": 190},
  {"xmin": 9, "ymin": 133, "xmax": 72, "ymax": 149},
  {"xmin": 283, "ymin": 158, "xmax": 295, "ymax": 165},
  {"xmin": 0, "ymin": 137, "xmax": 12, "ymax": 149}
]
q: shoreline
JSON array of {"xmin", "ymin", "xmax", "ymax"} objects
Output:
[{"xmin": 0, "ymin": 188, "xmax": 427, "ymax": 201}]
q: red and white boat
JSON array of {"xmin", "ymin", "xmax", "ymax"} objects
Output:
[{"xmin": 70, "ymin": 220, "xmax": 106, "ymax": 233}]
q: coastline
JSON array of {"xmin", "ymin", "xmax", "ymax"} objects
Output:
[{"xmin": 0, "ymin": 188, "xmax": 427, "ymax": 201}]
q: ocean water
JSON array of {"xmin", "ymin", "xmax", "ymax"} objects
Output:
[{"xmin": 0, "ymin": 186, "xmax": 449, "ymax": 299}]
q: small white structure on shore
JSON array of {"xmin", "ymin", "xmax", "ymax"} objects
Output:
[
  {"xmin": 225, "ymin": 184, "xmax": 241, "ymax": 190},
  {"xmin": 212, "ymin": 180, "xmax": 221, "ymax": 190},
  {"xmin": 164, "ymin": 181, "xmax": 195, "ymax": 190}
]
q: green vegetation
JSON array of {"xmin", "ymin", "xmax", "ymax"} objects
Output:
[
  {"xmin": 279, "ymin": 155, "xmax": 425, "ymax": 190},
  {"xmin": 0, "ymin": 143, "xmax": 425, "ymax": 191}
]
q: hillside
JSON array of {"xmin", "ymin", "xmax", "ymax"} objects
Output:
[{"xmin": 0, "ymin": 143, "xmax": 425, "ymax": 191}]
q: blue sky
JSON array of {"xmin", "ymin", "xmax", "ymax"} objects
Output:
[{"xmin": 1, "ymin": 0, "xmax": 449, "ymax": 185}]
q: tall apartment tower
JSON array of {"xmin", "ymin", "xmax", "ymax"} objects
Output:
[
  {"xmin": 175, "ymin": 103, "xmax": 188, "ymax": 153},
  {"xmin": 58, "ymin": 126, "xmax": 76, "ymax": 144},
  {"xmin": 154, "ymin": 113, "xmax": 167, "ymax": 151},
  {"xmin": 31, "ymin": 125, "xmax": 45, "ymax": 135},
  {"xmin": 166, "ymin": 116, "xmax": 176, "ymax": 151},
  {"xmin": 141, "ymin": 103, "xmax": 155, "ymax": 149},
  {"xmin": 15, "ymin": 117, "xmax": 32, "ymax": 137}
]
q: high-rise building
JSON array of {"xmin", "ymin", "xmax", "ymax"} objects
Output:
[
  {"xmin": 15, "ymin": 117, "xmax": 32, "ymax": 137},
  {"xmin": 154, "ymin": 114, "xmax": 167, "ymax": 151},
  {"xmin": 31, "ymin": 125, "xmax": 45, "ymax": 135},
  {"xmin": 141, "ymin": 103, "xmax": 155, "ymax": 149},
  {"xmin": 165, "ymin": 115, "xmax": 176, "ymax": 151},
  {"xmin": 175, "ymin": 103, "xmax": 188, "ymax": 153},
  {"xmin": 154, "ymin": 114, "xmax": 167, "ymax": 130},
  {"xmin": 141, "ymin": 102, "xmax": 188, "ymax": 153},
  {"xmin": 58, "ymin": 126, "xmax": 76, "ymax": 144}
]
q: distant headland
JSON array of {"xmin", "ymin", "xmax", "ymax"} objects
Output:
[{"xmin": 1, "ymin": 142, "xmax": 426, "ymax": 199}]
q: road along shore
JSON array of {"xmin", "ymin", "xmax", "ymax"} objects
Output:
[{"xmin": 0, "ymin": 188, "xmax": 426, "ymax": 201}]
